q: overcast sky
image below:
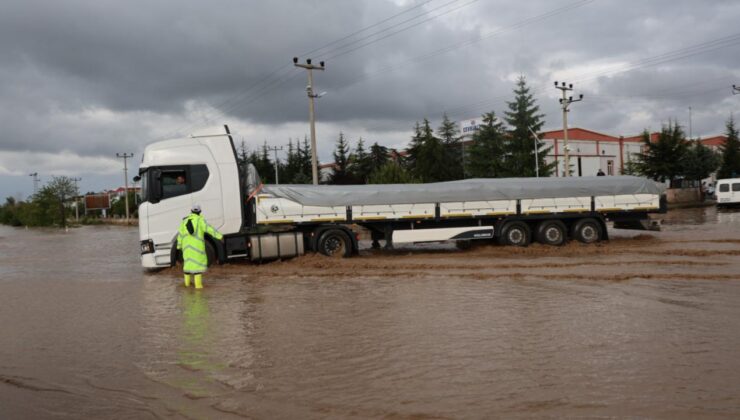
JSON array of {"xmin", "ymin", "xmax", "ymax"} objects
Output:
[{"xmin": 1, "ymin": 0, "xmax": 739, "ymax": 199}]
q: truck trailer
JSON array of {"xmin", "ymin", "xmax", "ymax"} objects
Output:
[{"xmin": 137, "ymin": 126, "xmax": 665, "ymax": 268}]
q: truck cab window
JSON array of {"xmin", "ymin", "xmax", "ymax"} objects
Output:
[
  {"xmin": 190, "ymin": 165, "xmax": 210, "ymax": 191},
  {"xmin": 161, "ymin": 170, "xmax": 189, "ymax": 199}
]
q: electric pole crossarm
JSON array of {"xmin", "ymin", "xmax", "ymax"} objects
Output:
[{"xmin": 733, "ymin": 84, "xmax": 740, "ymax": 95}]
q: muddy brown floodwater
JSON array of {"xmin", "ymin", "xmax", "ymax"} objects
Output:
[{"xmin": 1, "ymin": 207, "xmax": 740, "ymax": 419}]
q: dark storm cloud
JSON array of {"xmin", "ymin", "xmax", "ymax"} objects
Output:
[{"xmin": 1, "ymin": 0, "xmax": 740, "ymax": 198}]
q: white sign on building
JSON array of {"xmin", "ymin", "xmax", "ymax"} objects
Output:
[{"xmin": 460, "ymin": 118, "xmax": 483, "ymax": 137}]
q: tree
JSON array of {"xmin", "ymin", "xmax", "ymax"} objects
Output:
[
  {"xmin": 23, "ymin": 176, "xmax": 78, "ymax": 227},
  {"xmin": 368, "ymin": 161, "xmax": 417, "ymax": 184},
  {"xmin": 369, "ymin": 142, "xmax": 389, "ymax": 174},
  {"xmin": 236, "ymin": 139, "xmax": 249, "ymax": 166},
  {"xmin": 406, "ymin": 119, "xmax": 446, "ymax": 182},
  {"xmin": 718, "ymin": 116, "xmax": 740, "ymax": 179},
  {"xmin": 0, "ymin": 197, "xmax": 22, "ymax": 226},
  {"xmin": 682, "ymin": 140, "xmax": 720, "ymax": 182},
  {"xmin": 503, "ymin": 75, "xmax": 553, "ymax": 177},
  {"xmin": 466, "ymin": 112, "xmax": 507, "ymax": 178},
  {"xmin": 350, "ymin": 138, "xmax": 373, "ymax": 184},
  {"xmin": 632, "ymin": 122, "xmax": 688, "ymax": 186},
  {"xmin": 112, "ymin": 191, "xmax": 138, "ymax": 218},
  {"xmin": 437, "ymin": 114, "xmax": 464, "ymax": 180},
  {"xmin": 329, "ymin": 132, "xmax": 353, "ymax": 184},
  {"xmin": 250, "ymin": 141, "xmax": 275, "ymax": 184}
]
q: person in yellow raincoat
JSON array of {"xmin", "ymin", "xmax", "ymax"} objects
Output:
[{"xmin": 177, "ymin": 204, "xmax": 223, "ymax": 289}]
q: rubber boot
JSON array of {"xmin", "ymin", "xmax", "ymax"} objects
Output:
[
  {"xmin": 184, "ymin": 274, "xmax": 191, "ymax": 287},
  {"xmin": 194, "ymin": 274, "xmax": 203, "ymax": 289}
]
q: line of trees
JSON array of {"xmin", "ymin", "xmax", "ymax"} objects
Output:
[
  {"xmin": 328, "ymin": 76, "xmax": 554, "ymax": 184},
  {"xmin": 626, "ymin": 117, "xmax": 740, "ymax": 187},
  {"xmin": 0, "ymin": 176, "xmax": 79, "ymax": 227}
]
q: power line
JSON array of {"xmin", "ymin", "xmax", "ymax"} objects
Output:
[
  {"xmin": 320, "ymin": 0, "xmax": 476, "ymax": 61},
  {"xmin": 159, "ymin": 0, "xmax": 471, "ymax": 140},
  {"xmin": 301, "ymin": 0, "xmax": 438, "ymax": 58}
]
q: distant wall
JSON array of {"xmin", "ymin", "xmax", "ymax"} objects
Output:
[{"xmin": 666, "ymin": 187, "xmax": 701, "ymax": 204}]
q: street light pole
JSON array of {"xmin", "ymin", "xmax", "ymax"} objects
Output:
[
  {"xmin": 71, "ymin": 177, "xmax": 81, "ymax": 222},
  {"xmin": 528, "ymin": 126, "xmax": 541, "ymax": 178},
  {"xmin": 116, "ymin": 153, "xmax": 134, "ymax": 223},
  {"xmin": 29, "ymin": 172, "xmax": 39, "ymax": 195},
  {"xmin": 554, "ymin": 81, "xmax": 583, "ymax": 177},
  {"xmin": 294, "ymin": 57, "xmax": 325, "ymax": 185}
]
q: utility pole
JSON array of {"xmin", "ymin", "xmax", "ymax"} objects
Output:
[
  {"xmin": 71, "ymin": 177, "xmax": 81, "ymax": 222},
  {"xmin": 688, "ymin": 106, "xmax": 693, "ymax": 140},
  {"xmin": 554, "ymin": 81, "xmax": 583, "ymax": 177},
  {"xmin": 293, "ymin": 57, "xmax": 325, "ymax": 185},
  {"xmin": 528, "ymin": 126, "xmax": 541, "ymax": 178},
  {"xmin": 265, "ymin": 145, "xmax": 284, "ymax": 184},
  {"xmin": 29, "ymin": 172, "xmax": 40, "ymax": 195},
  {"xmin": 116, "ymin": 153, "xmax": 134, "ymax": 223},
  {"xmin": 733, "ymin": 84, "xmax": 740, "ymax": 95}
]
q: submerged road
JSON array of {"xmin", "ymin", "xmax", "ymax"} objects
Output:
[{"xmin": 1, "ymin": 207, "xmax": 739, "ymax": 418}]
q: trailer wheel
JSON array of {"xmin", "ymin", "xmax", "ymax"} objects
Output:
[
  {"xmin": 318, "ymin": 229, "xmax": 352, "ymax": 258},
  {"xmin": 572, "ymin": 218, "xmax": 602, "ymax": 244},
  {"xmin": 536, "ymin": 220, "xmax": 567, "ymax": 246},
  {"xmin": 499, "ymin": 221, "xmax": 531, "ymax": 247}
]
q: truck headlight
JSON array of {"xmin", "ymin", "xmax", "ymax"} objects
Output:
[{"xmin": 140, "ymin": 240, "xmax": 154, "ymax": 254}]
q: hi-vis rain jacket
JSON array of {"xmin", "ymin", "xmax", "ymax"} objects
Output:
[{"xmin": 177, "ymin": 212, "xmax": 223, "ymax": 274}]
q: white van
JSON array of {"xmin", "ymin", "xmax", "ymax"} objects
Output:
[{"xmin": 716, "ymin": 178, "xmax": 740, "ymax": 207}]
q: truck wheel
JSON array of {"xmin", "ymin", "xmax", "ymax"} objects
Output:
[
  {"xmin": 536, "ymin": 220, "xmax": 567, "ymax": 246},
  {"xmin": 318, "ymin": 229, "xmax": 351, "ymax": 258},
  {"xmin": 572, "ymin": 218, "xmax": 602, "ymax": 244},
  {"xmin": 499, "ymin": 221, "xmax": 531, "ymax": 247}
]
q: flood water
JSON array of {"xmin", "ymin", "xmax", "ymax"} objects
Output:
[{"xmin": 1, "ymin": 207, "xmax": 740, "ymax": 418}]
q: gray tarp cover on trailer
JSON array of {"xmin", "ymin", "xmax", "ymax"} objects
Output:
[{"xmin": 261, "ymin": 176, "xmax": 665, "ymax": 207}]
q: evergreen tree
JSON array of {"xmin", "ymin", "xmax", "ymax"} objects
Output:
[
  {"xmin": 369, "ymin": 142, "xmax": 389, "ymax": 174},
  {"xmin": 350, "ymin": 138, "xmax": 373, "ymax": 183},
  {"xmin": 368, "ymin": 161, "xmax": 417, "ymax": 184},
  {"xmin": 298, "ymin": 136, "xmax": 312, "ymax": 182},
  {"xmin": 466, "ymin": 112, "xmax": 507, "ymax": 178},
  {"xmin": 237, "ymin": 140, "xmax": 249, "ymax": 166},
  {"xmin": 503, "ymin": 76, "xmax": 553, "ymax": 177},
  {"xmin": 682, "ymin": 140, "xmax": 720, "ymax": 182},
  {"xmin": 329, "ymin": 132, "xmax": 353, "ymax": 184},
  {"xmin": 249, "ymin": 142, "xmax": 275, "ymax": 183},
  {"xmin": 405, "ymin": 121, "xmax": 424, "ymax": 172},
  {"xmin": 283, "ymin": 138, "xmax": 302, "ymax": 183},
  {"xmin": 718, "ymin": 116, "xmax": 740, "ymax": 179},
  {"xmin": 633, "ymin": 121, "xmax": 688, "ymax": 186},
  {"xmin": 437, "ymin": 113, "xmax": 464, "ymax": 180},
  {"xmin": 406, "ymin": 119, "xmax": 446, "ymax": 182}
]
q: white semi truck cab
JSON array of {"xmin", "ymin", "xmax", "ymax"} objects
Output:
[{"xmin": 137, "ymin": 125, "xmax": 665, "ymax": 269}]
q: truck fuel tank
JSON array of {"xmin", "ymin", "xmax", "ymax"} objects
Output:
[{"xmin": 249, "ymin": 232, "xmax": 305, "ymax": 262}]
